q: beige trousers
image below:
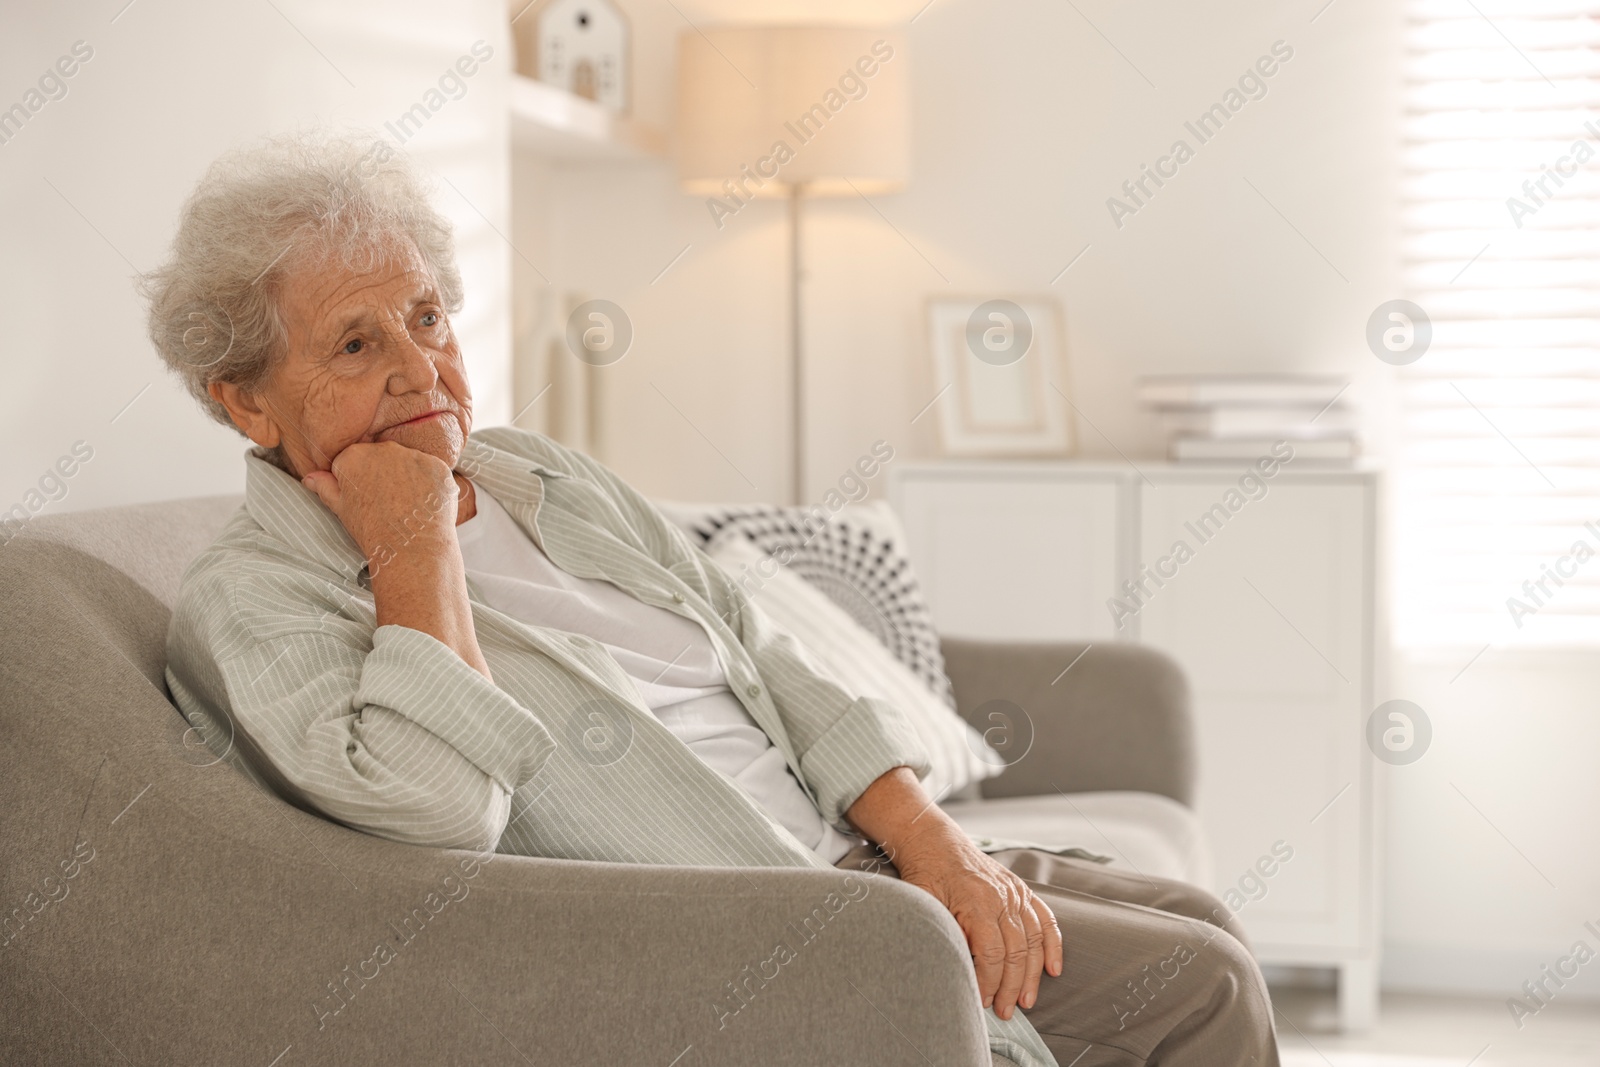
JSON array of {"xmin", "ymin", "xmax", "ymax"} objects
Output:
[{"xmin": 834, "ymin": 843, "xmax": 1281, "ymax": 1067}]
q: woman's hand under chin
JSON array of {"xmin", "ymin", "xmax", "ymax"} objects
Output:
[
  {"xmin": 300, "ymin": 439, "xmax": 460, "ymax": 573},
  {"xmin": 300, "ymin": 438, "xmax": 491, "ymax": 679}
]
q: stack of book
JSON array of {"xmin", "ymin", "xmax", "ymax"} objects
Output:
[{"xmin": 1138, "ymin": 375, "xmax": 1357, "ymax": 463}]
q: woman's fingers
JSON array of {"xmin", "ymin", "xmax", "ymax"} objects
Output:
[
  {"xmin": 1034, "ymin": 892, "xmax": 1064, "ymax": 978},
  {"xmin": 300, "ymin": 470, "xmax": 339, "ymax": 509},
  {"xmin": 968, "ymin": 920, "xmax": 1008, "ymax": 1011},
  {"xmin": 990, "ymin": 903, "xmax": 1030, "ymax": 1020},
  {"xmin": 1017, "ymin": 892, "xmax": 1046, "ymax": 1012}
]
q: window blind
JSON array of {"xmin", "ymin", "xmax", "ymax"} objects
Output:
[{"xmin": 1398, "ymin": 0, "xmax": 1600, "ymax": 646}]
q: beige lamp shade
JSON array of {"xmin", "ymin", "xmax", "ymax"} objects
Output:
[{"xmin": 676, "ymin": 27, "xmax": 909, "ymax": 199}]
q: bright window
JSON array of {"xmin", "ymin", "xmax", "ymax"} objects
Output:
[{"xmin": 1398, "ymin": 0, "xmax": 1600, "ymax": 646}]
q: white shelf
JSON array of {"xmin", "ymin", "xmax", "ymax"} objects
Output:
[{"xmin": 509, "ymin": 75, "xmax": 666, "ymax": 162}]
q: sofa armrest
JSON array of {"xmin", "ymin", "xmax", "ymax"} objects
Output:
[
  {"xmin": 940, "ymin": 637, "xmax": 1195, "ymax": 806},
  {"xmin": 8, "ymin": 776, "xmax": 995, "ymax": 1067},
  {"xmin": 444, "ymin": 859, "xmax": 995, "ymax": 1067}
]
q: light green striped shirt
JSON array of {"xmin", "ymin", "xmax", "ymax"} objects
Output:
[{"xmin": 165, "ymin": 426, "xmax": 1056, "ymax": 1067}]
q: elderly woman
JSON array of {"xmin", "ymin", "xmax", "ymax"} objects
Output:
[{"xmin": 149, "ymin": 134, "xmax": 1277, "ymax": 1067}]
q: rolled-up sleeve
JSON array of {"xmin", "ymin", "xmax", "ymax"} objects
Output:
[
  {"xmin": 722, "ymin": 590, "xmax": 933, "ymax": 828},
  {"xmin": 356, "ymin": 624, "xmax": 556, "ymax": 792},
  {"xmin": 175, "ymin": 583, "xmax": 557, "ymax": 852},
  {"xmin": 798, "ymin": 693, "xmax": 932, "ymax": 828}
]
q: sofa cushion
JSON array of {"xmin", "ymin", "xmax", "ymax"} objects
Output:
[
  {"xmin": 939, "ymin": 791, "xmax": 1213, "ymax": 886},
  {"xmin": 708, "ymin": 535, "xmax": 1002, "ymax": 800}
]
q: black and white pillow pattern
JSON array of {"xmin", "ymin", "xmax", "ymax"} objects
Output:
[{"xmin": 671, "ymin": 501, "xmax": 957, "ymax": 710}]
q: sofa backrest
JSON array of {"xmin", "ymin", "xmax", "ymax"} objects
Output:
[
  {"xmin": 1, "ymin": 496, "xmax": 241, "ymax": 684},
  {"xmin": 21, "ymin": 495, "xmax": 244, "ymax": 610}
]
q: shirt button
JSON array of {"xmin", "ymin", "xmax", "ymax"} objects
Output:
[
  {"xmin": 670, "ymin": 592, "xmax": 686, "ymax": 604},
  {"xmin": 746, "ymin": 683, "xmax": 762, "ymax": 698}
]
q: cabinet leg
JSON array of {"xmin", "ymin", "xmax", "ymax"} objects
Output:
[{"xmin": 1337, "ymin": 958, "xmax": 1379, "ymax": 1032}]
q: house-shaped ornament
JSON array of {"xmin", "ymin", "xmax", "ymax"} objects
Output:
[{"xmin": 519, "ymin": 0, "xmax": 630, "ymax": 116}]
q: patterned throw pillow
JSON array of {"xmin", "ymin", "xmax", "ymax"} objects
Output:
[
  {"xmin": 663, "ymin": 500, "xmax": 956, "ymax": 708},
  {"xmin": 702, "ymin": 534, "xmax": 1000, "ymax": 798}
]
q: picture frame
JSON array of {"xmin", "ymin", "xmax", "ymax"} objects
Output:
[{"xmin": 925, "ymin": 296, "xmax": 1073, "ymax": 457}]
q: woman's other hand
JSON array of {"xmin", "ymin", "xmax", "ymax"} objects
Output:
[
  {"xmin": 845, "ymin": 767, "xmax": 1063, "ymax": 1021},
  {"xmin": 895, "ymin": 830, "xmax": 1063, "ymax": 1021}
]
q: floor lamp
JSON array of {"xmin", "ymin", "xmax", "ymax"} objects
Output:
[{"xmin": 676, "ymin": 27, "xmax": 909, "ymax": 504}]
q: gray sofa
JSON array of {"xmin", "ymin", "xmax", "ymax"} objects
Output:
[{"xmin": 0, "ymin": 496, "xmax": 1197, "ymax": 1066}]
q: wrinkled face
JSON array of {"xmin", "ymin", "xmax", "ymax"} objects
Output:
[{"xmin": 252, "ymin": 238, "xmax": 472, "ymax": 479}]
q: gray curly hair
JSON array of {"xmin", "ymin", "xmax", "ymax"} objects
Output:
[{"xmin": 141, "ymin": 131, "xmax": 464, "ymax": 432}]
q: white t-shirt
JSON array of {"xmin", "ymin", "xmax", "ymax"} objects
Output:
[{"xmin": 454, "ymin": 484, "xmax": 857, "ymax": 864}]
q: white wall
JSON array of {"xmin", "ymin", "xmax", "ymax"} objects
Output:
[
  {"xmin": 1385, "ymin": 648, "xmax": 1600, "ymax": 1000},
  {"xmin": 538, "ymin": 0, "xmax": 1401, "ymax": 504},
  {"xmin": 0, "ymin": 0, "xmax": 511, "ymax": 516}
]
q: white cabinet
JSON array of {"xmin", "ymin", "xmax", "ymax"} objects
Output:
[
  {"xmin": 894, "ymin": 468, "xmax": 1129, "ymax": 641},
  {"xmin": 891, "ymin": 460, "xmax": 1381, "ymax": 1031}
]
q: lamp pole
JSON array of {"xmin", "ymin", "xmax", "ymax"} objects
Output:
[{"xmin": 788, "ymin": 180, "xmax": 806, "ymax": 506}]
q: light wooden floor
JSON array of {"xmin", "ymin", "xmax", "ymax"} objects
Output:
[{"xmin": 1272, "ymin": 988, "xmax": 1600, "ymax": 1066}]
